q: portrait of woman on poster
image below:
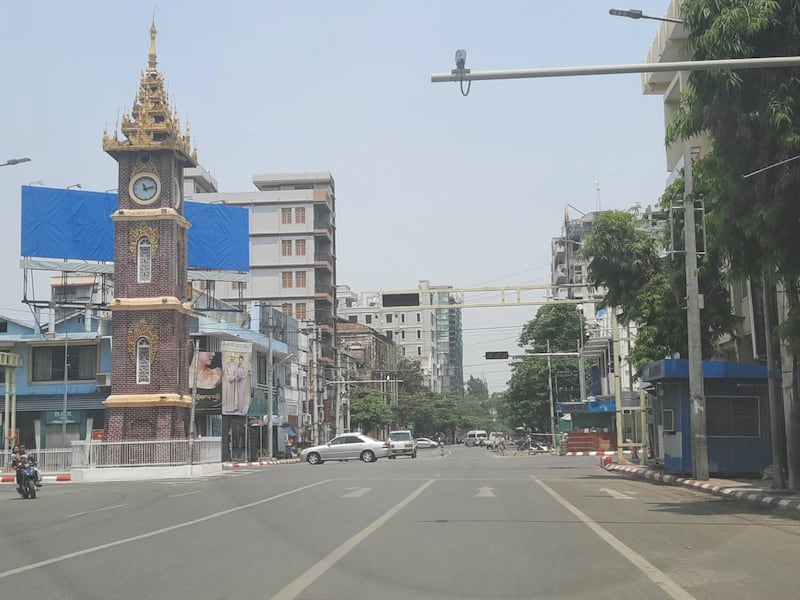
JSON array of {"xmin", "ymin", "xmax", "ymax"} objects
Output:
[{"xmin": 189, "ymin": 351, "xmax": 222, "ymax": 390}]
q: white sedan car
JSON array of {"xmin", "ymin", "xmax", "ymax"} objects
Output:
[
  {"xmin": 415, "ymin": 437, "xmax": 439, "ymax": 449},
  {"xmin": 301, "ymin": 433, "xmax": 390, "ymax": 464}
]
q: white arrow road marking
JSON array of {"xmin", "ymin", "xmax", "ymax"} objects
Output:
[
  {"xmin": 475, "ymin": 486, "xmax": 496, "ymax": 498},
  {"xmin": 599, "ymin": 487, "xmax": 636, "ymax": 500},
  {"xmin": 340, "ymin": 487, "xmax": 372, "ymax": 498}
]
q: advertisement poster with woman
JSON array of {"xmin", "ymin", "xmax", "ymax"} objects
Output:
[
  {"xmin": 220, "ymin": 341, "xmax": 253, "ymax": 415},
  {"xmin": 188, "ymin": 348, "xmax": 223, "ymax": 410}
]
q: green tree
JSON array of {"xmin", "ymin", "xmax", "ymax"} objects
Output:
[
  {"xmin": 349, "ymin": 389, "xmax": 393, "ymax": 434},
  {"xmin": 582, "ymin": 200, "xmax": 737, "ymax": 374},
  {"xmin": 465, "ymin": 375, "xmax": 489, "ymax": 400},
  {"xmin": 396, "ymin": 357, "xmax": 425, "ymax": 395},
  {"xmin": 500, "ymin": 305, "xmax": 583, "ymax": 432},
  {"xmin": 667, "ymin": 0, "xmax": 800, "ymax": 487}
]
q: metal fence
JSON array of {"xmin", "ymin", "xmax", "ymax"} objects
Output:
[
  {"xmin": 1, "ymin": 448, "xmax": 73, "ymax": 473},
  {"xmin": 71, "ymin": 438, "xmax": 222, "ymax": 468}
]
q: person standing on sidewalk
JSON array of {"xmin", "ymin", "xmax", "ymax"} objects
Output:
[{"xmin": 284, "ymin": 435, "xmax": 293, "ymax": 459}]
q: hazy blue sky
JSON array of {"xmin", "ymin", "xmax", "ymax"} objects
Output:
[{"xmin": 1, "ymin": 1, "xmax": 672, "ymax": 391}]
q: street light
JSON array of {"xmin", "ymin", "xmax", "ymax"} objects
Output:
[
  {"xmin": 66, "ymin": 184, "xmax": 82, "ymax": 190},
  {"xmin": 608, "ymin": 8, "xmax": 683, "ymax": 24},
  {"xmin": 609, "ymin": 6, "xmax": 709, "ymax": 481},
  {"xmin": 266, "ymin": 351, "xmax": 295, "ymax": 460},
  {"xmin": 1, "ymin": 157, "xmax": 31, "ymax": 167}
]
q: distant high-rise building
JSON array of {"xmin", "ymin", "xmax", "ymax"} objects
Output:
[{"xmin": 336, "ymin": 281, "xmax": 463, "ymax": 394}]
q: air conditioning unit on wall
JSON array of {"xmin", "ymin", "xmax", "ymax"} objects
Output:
[
  {"xmin": 302, "ymin": 413, "xmax": 312, "ymax": 426},
  {"xmin": 96, "ymin": 373, "xmax": 111, "ymax": 387}
]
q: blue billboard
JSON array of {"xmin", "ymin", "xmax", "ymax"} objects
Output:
[{"xmin": 20, "ymin": 186, "xmax": 249, "ymax": 272}]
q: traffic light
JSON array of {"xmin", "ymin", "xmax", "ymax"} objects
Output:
[{"xmin": 485, "ymin": 351, "xmax": 509, "ymax": 360}]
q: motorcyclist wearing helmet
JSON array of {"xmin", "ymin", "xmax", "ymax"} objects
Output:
[{"xmin": 13, "ymin": 444, "xmax": 42, "ymax": 489}]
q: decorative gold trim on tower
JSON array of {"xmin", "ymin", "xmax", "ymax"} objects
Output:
[
  {"xmin": 128, "ymin": 319, "xmax": 159, "ymax": 364},
  {"xmin": 103, "ymin": 22, "xmax": 196, "ymax": 165},
  {"xmin": 129, "ymin": 224, "xmax": 159, "ymax": 257}
]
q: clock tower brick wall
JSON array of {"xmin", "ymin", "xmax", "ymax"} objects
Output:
[{"xmin": 102, "ymin": 23, "xmax": 197, "ymax": 443}]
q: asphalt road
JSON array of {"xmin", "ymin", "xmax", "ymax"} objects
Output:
[{"xmin": 1, "ymin": 445, "xmax": 799, "ymax": 599}]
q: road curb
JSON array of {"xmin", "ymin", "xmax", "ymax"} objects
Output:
[
  {"xmin": 222, "ymin": 458, "xmax": 301, "ymax": 468},
  {"xmin": 1, "ymin": 474, "xmax": 71, "ymax": 483},
  {"xmin": 567, "ymin": 451, "xmax": 632, "ymax": 456},
  {"xmin": 604, "ymin": 463, "xmax": 800, "ymax": 517}
]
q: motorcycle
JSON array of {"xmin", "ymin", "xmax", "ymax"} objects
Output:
[{"xmin": 16, "ymin": 465, "xmax": 38, "ymax": 499}]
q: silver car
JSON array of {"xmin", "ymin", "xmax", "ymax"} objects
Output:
[{"xmin": 301, "ymin": 433, "xmax": 390, "ymax": 465}]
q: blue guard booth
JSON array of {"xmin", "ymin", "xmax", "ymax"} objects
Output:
[{"xmin": 641, "ymin": 359, "xmax": 772, "ymax": 477}]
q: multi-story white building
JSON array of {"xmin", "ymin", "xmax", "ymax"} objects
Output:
[
  {"xmin": 185, "ymin": 170, "xmax": 337, "ymax": 438},
  {"xmin": 336, "ymin": 281, "xmax": 463, "ymax": 394}
]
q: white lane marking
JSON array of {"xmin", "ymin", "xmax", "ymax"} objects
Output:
[
  {"xmin": 531, "ymin": 476, "xmax": 695, "ymax": 600},
  {"xmin": 599, "ymin": 487, "xmax": 636, "ymax": 500},
  {"xmin": 475, "ymin": 486, "xmax": 496, "ymax": 498},
  {"xmin": 168, "ymin": 490, "xmax": 203, "ymax": 499},
  {"xmin": 272, "ymin": 479, "xmax": 435, "ymax": 600},
  {"xmin": 94, "ymin": 503, "xmax": 128, "ymax": 513},
  {"xmin": 0, "ymin": 479, "xmax": 333, "ymax": 580},
  {"xmin": 67, "ymin": 504, "xmax": 128, "ymax": 518},
  {"xmin": 339, "ymin": 487, "xmax": 371, "ymax": 498}
]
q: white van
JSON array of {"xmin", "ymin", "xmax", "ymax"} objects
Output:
[{"xmin": 465, "ymin": 430, "xmax": 488, "ymax": 447}]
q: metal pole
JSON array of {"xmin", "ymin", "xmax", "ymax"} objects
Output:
[
  {"xmin": 612, "ymin": 310, "xmax": 626, "ymax": 464},
  {"xmin": 578, "ymin": 315, "xmax": 587, "ymax": 401},
  {"xmin": 762, "ymin": 277, "xmax": 787, "ymax": 488},
  {"xmin": 547, "ymin": 340, "xmax": 555, "ymax": 436},
  {"xmin": 189, "ymin": 339, "xmax": 199, "ymax": 467},
  {"xmin": 3, "ymin": 366, "xmax": 9, "ymax": 454},
  {"xmin": 681, "ymin": 70, "xmax": 708, "ymax": 481},
  {"xmin": 431, "ymin": 56, "xmax": 800, "ymax": 83},
  {"xmin": 62, "ymin": 333, "xmax": 68, "ymax": 445},
  {"xmin": 267, "ymin": 309, "xmax": 274, "ymax": 459}
]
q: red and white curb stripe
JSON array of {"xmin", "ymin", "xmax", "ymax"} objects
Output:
[
  {"xmin": 567, "ymin": 451, "xmax": 632, "ymax": 456},
  {"xmin": 605, "ymin": 463, "xmax": 800, "ymax": 515},
  {"xmin": 1, "ymin": 474, "xmax": 71, "ymax": 483},
  {"xmin": 222, "ymin": 458, "xmax": 301, "ymax": 468}
]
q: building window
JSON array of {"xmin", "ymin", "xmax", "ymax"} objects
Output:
[
  {"xmin": 282, "ymin": 240, "xmax": 292, "ymax": 256},
  {"xmin": 231, "ymin": 281, "xmax": 247, "ymax": 291},
  {"xmin": 282, "ymin": 303, "xmax": 293, "ymax": 317},
  {"xmin": 295, "ymin": 271, "xmax": 307, "ymax": 288},
  {"xmin": 348, "ymin": 315, "xmax": 358, "ymax": 323},
  {"xmin": 401, "ymin": 313, "xmax": 406, "ymax": 323},
  {"xmin": 417, "ymin": 330, "xmax": 421, "ymax": 339},
  {"xmin": 295, "ymin": 240, "xmax": 306, "ymax": 255},
  {"xmin": 136, "ymin": 338, "xmax": 151, "ymax": 384},
  {"xmin": 282, "ymin": 272, "xmax": 293, "ymax": 288},
  {"xmin": 32, "ymin": 345, "xmax": 97, "ymax": 382},
  {"xmin": 386, "ymin": 314, "xmax": 393, "ymax": 324},
  {"xmin": 417, "ymin": 346, "xmax": 422, "ymax": 356},
  {"xmin": 281, "ymin": 208, "xmax": 292, "ymax": 224},
  {"xmin": 401, "ymin": 330, "xmax": 405, "ymax": 340},
  {"xmin": 707, "ymin": 396, "xmax": 759, "ymax": 437},
  {"xmin": 365, "ymin": 315, "xmax": 372, "ymax": 324},
  {"xmin": 402, "ymin": 347, "xmax": 406, "ymax": 356},
  {"xmin": 137, "ymin": 237, "xmax": 152, "ymax": 283},
  {"xmin": 416, "ymin": 313, "xmax": 421, "ymax": 323},
  {"xmin": 387, "ymin": 331, "xmax": 393, "ymax": 341},
  {"xmin": 662, "ymin": 408, "xmax": 675, "ymax": 433},
  {"xmin": 295, "ymin": 207, "xmax": 306, "ymax": 224},
  {"xmin": 295, "ymin": 303, "xmax": 306, "ymax": 320}
]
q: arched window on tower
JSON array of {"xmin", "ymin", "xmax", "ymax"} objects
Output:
[
  {"xmin": 136, "ymin": 337, "xmax": 151, "ymax": 384},
  {"xmin": 137, "ymin": 237, "xmax": 152, "ymax": 283}
]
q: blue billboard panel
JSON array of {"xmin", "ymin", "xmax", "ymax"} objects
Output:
[{"xmin": 20, "ymin": 186, "xmax": 249, "ymax": 272}]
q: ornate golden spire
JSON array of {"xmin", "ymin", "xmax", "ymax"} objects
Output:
[
  {"xmin": 148, "ymin": 19, "xmax": 157, "ymax": 71},
  {"xmin": 103, "ymin": 21, "xmax": 196, "ymax": 165}
]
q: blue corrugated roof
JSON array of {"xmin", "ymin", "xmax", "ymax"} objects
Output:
[{"xmin": 642, "ymin": 359, "xmax": 768, "ymax": 382}]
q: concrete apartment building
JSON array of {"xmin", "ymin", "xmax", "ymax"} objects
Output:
[{"xmin": 336, "ymin": 281, "xmax": 463, "ymax": 394}]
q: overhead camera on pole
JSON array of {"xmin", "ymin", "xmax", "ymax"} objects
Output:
[{"xmin": 452, "ymin": 49, "xmax": 471, "ymax": 96}]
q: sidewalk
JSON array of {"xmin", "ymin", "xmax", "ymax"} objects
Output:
[
  {"xmin": 604, "ymin": 462, "xmax": 800, "ymax": 518},
  {"xmin": 1, "ymin": 473, "xmax": 71, "ymax": 483},
  {"xmin": 222, "ymin": 458, "xmax": 301, "ymax": 468}
]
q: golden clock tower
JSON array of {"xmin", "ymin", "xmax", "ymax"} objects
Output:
[{"xmin": 101, "ymin": 22, "xmax": 196, "ymax": 441}]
